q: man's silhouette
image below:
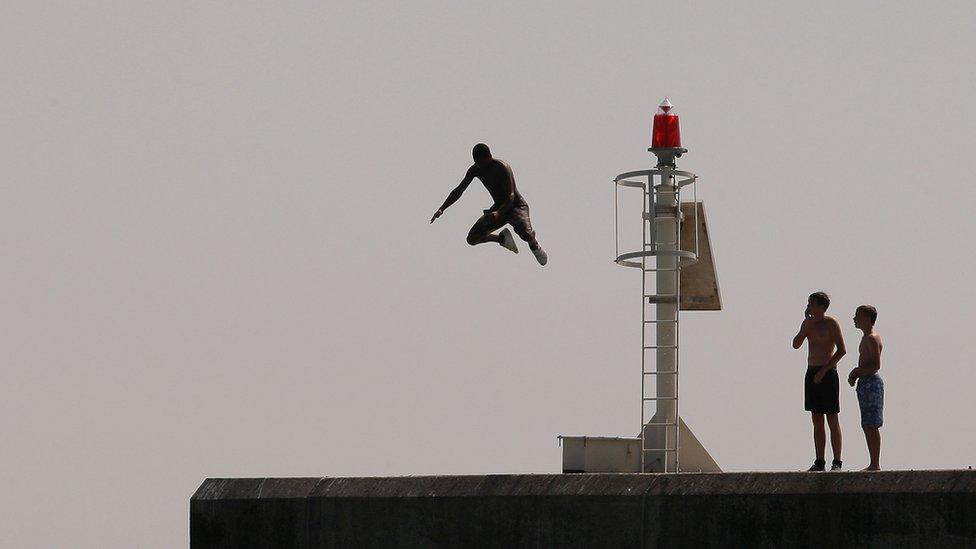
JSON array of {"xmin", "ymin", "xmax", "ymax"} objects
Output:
[{"xmin": 431, "ymin": 143, "xmax": 547, "ymax": 265}]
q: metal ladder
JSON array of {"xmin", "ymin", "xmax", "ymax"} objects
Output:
[
  {"xmin": 613, "ymin": 168, "xmax": 698, "ymax": 473},
  {"xmin": 640, "ymin": 174, "xmax": 682, "ymax": 473}
]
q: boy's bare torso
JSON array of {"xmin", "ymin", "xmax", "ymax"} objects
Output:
[
  {"xmin": 858, "ymin": 332, "xmax": 883, "ymax": 369},
  {"xmin": 806, "ymin": 316, "xmax": 839, "ymax": 365}
]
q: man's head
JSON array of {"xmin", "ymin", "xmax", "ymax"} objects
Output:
[
  {"xmin": 854, "ymin": 305, "xmax": 878, "ymax": 330},
  {"xmin": 807, "ymin": 291, "xmax": 830, "ymax": 316},
  {"xmin": 472, "ymin": 143, "xmax": 492, "ymax": 163}
]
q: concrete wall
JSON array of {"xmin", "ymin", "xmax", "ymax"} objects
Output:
[{"xmin": 191, "ymin": 471, "xmax": 976, "ymax": 548}]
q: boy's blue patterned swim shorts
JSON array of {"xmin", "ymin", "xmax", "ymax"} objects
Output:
[{"xmin": 856, "ymin": 374, "xmax": 884, "ymax": 428}]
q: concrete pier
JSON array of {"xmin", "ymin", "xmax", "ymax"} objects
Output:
[{"xmin": 191, "ymin": 470, "xmax": 976, "ymax": 548}]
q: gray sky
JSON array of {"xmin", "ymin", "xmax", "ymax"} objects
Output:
[{"xmin": 3, "ymin": 1, "xmax": 976, "ymax": 546}]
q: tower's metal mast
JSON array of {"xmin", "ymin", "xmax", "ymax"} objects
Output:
[{"xmin": 614, "ymin": 165, "xmax": 698, "ymax": 473}]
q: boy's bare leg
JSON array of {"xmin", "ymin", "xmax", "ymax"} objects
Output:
[
  {"xmin": 862, "ymin": 427, "xmax": 881, "ymax": 470},
  {"xmin": 812, "ymin": 413, "xmax": 826, "ymax": 461},
  {"xmin": 826, "ymin": 413, "xmax": 842, "ymax": 462}
]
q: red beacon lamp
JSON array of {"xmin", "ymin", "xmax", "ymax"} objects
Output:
[{"xmin": 649, "ymin": 97, "xmax": 687, "ymax": 168}]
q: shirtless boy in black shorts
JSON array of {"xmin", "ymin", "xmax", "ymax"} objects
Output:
[
  {"xmin": 792, "ymin": 291, "xmax": 847, "ymax": 471},
  {"xmin": 430, "ymin": 143, "xmax": 547, "ymax": 266}
]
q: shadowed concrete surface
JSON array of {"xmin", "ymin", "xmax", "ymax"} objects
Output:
[{"xmin": 191, "ymin": 471, "xmax": 976, "ymax": 548}]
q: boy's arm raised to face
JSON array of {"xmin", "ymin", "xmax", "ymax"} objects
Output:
[{"xmin": 792, "ymin": 317, "xmax": 811, "ymax": 349}]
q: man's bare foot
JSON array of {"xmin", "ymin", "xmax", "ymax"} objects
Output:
[{"xmin": 861, "ymin": 466, "xmax": 881, "ymax": 471}]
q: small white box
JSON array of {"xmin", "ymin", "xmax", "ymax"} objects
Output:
[{"xmin": 558, "ymin": 436, "xmax": 641, "ymax": 473}]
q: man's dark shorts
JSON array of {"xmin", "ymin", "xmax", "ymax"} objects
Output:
[
  {"xmin": 804, "ymin": 365, "xmax": 840, "ymax": 414},
  {"xmin": 468, "ymin": 200, "xmax": 536, "ymax": 244}
]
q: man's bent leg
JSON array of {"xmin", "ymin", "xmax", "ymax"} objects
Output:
[
  {"xmin": 509, "ymin": 203, "xmax": 540, "ymax": 251},
  {"xmin": 811, "ymin": 413, "xmax": 826, "ymax": 461},
  {"xmin": 509, "ymin": 203, "xmax": 546, "ymax": 264},
  {"xmin": 467, "ymin": 231, "xmax": 502, "ymax": 246},
  {"xmin": 467, "ymin": 212, "xmax": 506, "ymax": 246}
]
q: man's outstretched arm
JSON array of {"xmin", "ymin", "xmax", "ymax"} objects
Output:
[{"xmin": 431, "ymin": 167, "xmax": 475, "ymax": 223}]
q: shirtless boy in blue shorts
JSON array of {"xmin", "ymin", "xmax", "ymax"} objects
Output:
[{"xmin": 848, "ymin": 305, "xmax": 884, "ymax": 471}]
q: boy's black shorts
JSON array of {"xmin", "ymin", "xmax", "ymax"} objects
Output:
[{"xmin": 804, "ymin": 366, "xmax": 840, "ymax": 414}]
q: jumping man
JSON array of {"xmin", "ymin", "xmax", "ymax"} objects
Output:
[
  {"xmin": 848, "ymin": 305, "xmax": 884, "ymax": 471},
  {"xmin": 430, "ymin": 143, "xmax": 547, "ymax": 265},
  {"xmin": 792, "ymin": 291, "xmax": 847, "ymax": 471}
]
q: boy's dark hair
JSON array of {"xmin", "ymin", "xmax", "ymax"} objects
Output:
[
  {"xmin": 856, "ymin": 305, "xmax": 878, "ymax": 325},
  {"xmin": 808, "ymin": 291, "xmax": 830, "ymax": 310},
  {"xmin": 472, "ymin": 143, "xmax": 491, "ymax": 160}
]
